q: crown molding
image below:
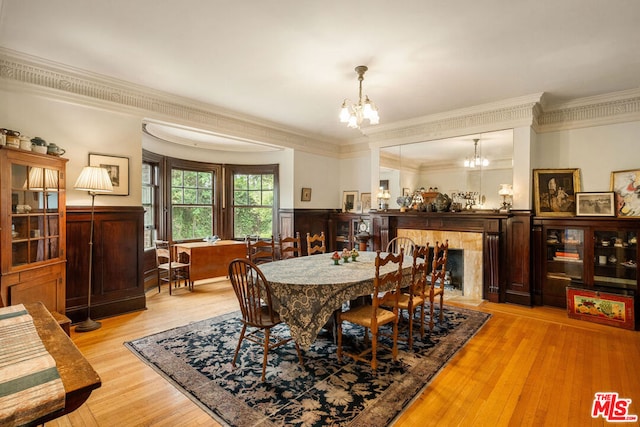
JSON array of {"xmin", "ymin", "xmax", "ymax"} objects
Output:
[
  {"xmin": 0, "ymin": 48, "xmax": 339, "ymax": 156},
  {"xmin": 365, "ymin": 94, "xmax": 543, "ymax": 149},
  {"xmin": 2, "ymin": 48, "xmax": 639, "ymax": 158},
  {"xmin": 536, "ymin": 88, "xmax": 640, "ymax": 133}
]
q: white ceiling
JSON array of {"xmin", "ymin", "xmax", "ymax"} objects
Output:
[{"xmin": 1, "ymin": 0, "xmax": 639, "ymax": 147}]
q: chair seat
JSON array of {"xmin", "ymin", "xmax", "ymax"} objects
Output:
[
  {"xmin": 397, "ymin": 293, "xmax": 425, "ymax": 310},
  {"xmin": 246, "ymin": 305, "xmax": 282, "ymax": 328},
  {"xmin": 158, "ymin": 261, "xmax": 190, "ymax": 270},
  {"xmin": 340, "ymin": 305, "xmax": 396, "ymax": 328}
]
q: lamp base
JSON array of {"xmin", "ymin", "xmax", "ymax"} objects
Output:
[{"xmin": 75, "ymin": 317, "xmax": 102, "ymax": 332}]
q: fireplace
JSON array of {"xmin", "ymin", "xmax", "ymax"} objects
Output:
[{"xmin": 397, "ymin": 229, "xmax": 483, "ymax": 301}]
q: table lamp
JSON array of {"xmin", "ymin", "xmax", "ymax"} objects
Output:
[
  {"xmin": 74, "ymin": 166, "xmax": 114, "ymax": 332},
  {"xmin": 498, "ymin": 184, "xmax": 513, "ymax": 211}
]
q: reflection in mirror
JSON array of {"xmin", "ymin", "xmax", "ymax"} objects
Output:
[{"xmin": 379, "ymin": 129, "xmax": 513, "ymax": 211}]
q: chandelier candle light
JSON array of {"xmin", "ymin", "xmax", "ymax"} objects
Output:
[
  {"xmin": 464, "ymin": 139, "xmax": 489, "ymax": 168},
  {"xmin": 339, "ymin": 65, "xmax": 379, "ymax": 129},
  {"xmin": 73, "ymin": 166, "xmax": 114, "ymax": 332}
]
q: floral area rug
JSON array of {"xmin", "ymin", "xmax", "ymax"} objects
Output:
[{"xmin": 125, "ymin": 305, "xmax": 490, "ymax": 427}]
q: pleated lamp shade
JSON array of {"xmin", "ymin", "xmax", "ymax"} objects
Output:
[{"xmin": 74, "ymin": 166, "xmax": 114, "ymax": 193}]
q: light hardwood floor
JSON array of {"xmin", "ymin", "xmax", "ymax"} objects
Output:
[{"xmin": 47, "ymin": 279, "xmax": 640, "ymax": 427}]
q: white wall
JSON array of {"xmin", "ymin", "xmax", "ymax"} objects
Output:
[
  {"xmin": 293, "ymin": 151, "xmax": 341, "ymax": 209},
  {"xmin": 1, "ymin": 89, "xmax": 143, "ymax": 206},
  {"xmin": 535, "ymin": 121, "xmax": 640, "ymax": 192}
]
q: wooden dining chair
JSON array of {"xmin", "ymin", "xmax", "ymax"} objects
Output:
[
  {"xmin": 279, "ymin": 232, "xmax": 301, "ymax": 259},
  {"xmin": 306, "ymin": 232, "xmax": 326, "ymax": 255},
  {"xmin": 337, "ymin": 249, "xmax": 404, "ymax": 371},
  {"xmin": 386, "ymin": 236, "xmax": 416, "ymax": 257},
  {"xmin": 246, "ymin": 236, "xmax": 276, "ymax": 264},
  {"xmin": 228, "ymin": 258, "xmax": 304, "ymax": 382},
  {"xmin": 381, "ymin": 244, "xmax": 428, "ymax": 349},
  {"xmin": 428, "ymin": 240, "xmax": 449, "ymax": 332},
  {"xmin": 155, "ymin": 240, "xmax": 192, "ymax": 295}
]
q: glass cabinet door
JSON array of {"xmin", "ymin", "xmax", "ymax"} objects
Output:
[
  {"xmin": 335, "ymin": 218, "xmax": 351, "ymax": 250},
  {"xmin": 11, "ymin": 164, "xmax": 61, "ymax": 267},
  {"xmin": 544, "ymin": 227, "xmax": 585, "ymax": 306},
  {"xmin": 593, "ymin": 230, "xmax": 637, "ymax": 291}
]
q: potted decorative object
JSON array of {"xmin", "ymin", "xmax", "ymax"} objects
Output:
[
  {"xmin": 31, "ymin": 137, "xmax": 48, "ymax": 154},
  {"xmin": 396, "ymin": 195, "xmax": 412, "ymax": 212},
  {"xmin": 331, "ymin": 251, "xmax": 341, "ymax": 265},
  {"xmin": 351, "ymin": 248, "xmax": 359, "ymax": 261},
  {"xmin": 341, "ymin": 248, "xmax": 351, "ymax": 263}
]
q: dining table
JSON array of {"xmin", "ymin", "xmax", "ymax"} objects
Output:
[{"xmin": 259, "ymin": 251, "xmax": 416, "ymax": 349}]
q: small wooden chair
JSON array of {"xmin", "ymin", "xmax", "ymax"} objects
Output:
[
  {"xmin": 279, "ymin": 232, "xmax": 301, "ymax": 259},
  {"xmin": 428, "ymin": 240, "xmax": 449, "ymax": 332},
  {"xmin": 386, "ymin": 236, "xmax": 416, "ymax": 256},
  {"xmin": 155, "ymin": 240, "xmax": 192, "ymax": 295},
  {"xmin": 228, "ymin": 258, "xmax": 303, "ymax": 381},
  {"xmin": 306, "ymin": 232, "xmax": 326, "ymax": 255},
  {"xmin": 337, "ymin": 250, "xmax": 404, "ymax": 371},
  {"xmin": 246, "ymin": 236, "xmax": 276, "ymax": 264}
]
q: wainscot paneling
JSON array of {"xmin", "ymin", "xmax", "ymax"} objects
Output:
[{"xmin": 66, "ymin": 206, "xmax": 146, "ymax": 323}]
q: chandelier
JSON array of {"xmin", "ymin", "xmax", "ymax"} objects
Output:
[
  {"xmin": 464, "ymin": 139, "xmax": 489, "ymax": 168},
  {"xmin": 339, "ymin": 65, "xmax": 379, "ymax": 129}
]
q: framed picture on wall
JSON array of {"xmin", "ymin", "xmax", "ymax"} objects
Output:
[
  {"xmin": 342, "ymin": 191, "xmax": 358, "ymax": 213},
  {"xmin": 533, "ymin": 168, "xmax": 580, "ymax": 216},
  {"xmin": 301, "ymin": 187, "xmax": 312, "ymax": 202},
  {"xmin": 610, "ymin": 169, "xmax": 640, "ymax": 217},
  {"xmin": 575, "ymin": 192, "xmax": 616, "ymax": 217},
  {"xmin": 361, "ymin": 193, "xmax": 372, "ymax": 212},
  {"xmin": 89, "ymin": 153, "xmax": 130, "ymax": 196}
]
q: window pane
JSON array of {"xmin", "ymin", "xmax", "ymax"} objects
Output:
[
  {"xmin": 198, "ymin": 188, "xmax": 212, "ymax": 204},
  {"xmin": 172, "ymin": 206, "xmax": 213, "ymax": 240},
  {"xmin": 248, "ymin": 175, "xmax": 261, "ymax": 190},
  {"xmin": 142, "ymin": 186, "xmax": 151, "ymax": 204},
  {"xmin": 248, "ymin": 191, "xmax": 261, "ymax": 205},
  {"xmin": 142, "ymin": 163, "xmax": 151, "ymax": 185},
  {"xmin": 183, "ymin": 188, "xmax": 197, "ymax": 204},
  {"xmin": 234, "ymin": 207, "xmax": 272, "ymax": 238},
  {"xmin": 262, "ymin": 174, "xmax": 274, "ymax": 189},
  {"xmin": 171, "ymin": 188, "xmax": 183, "ymax": 204},
  {"xmin": 234, "ymin": 175, "xmax": 247, "ymax": 190},
  {"xmin": 234, "ymin": 190, "xmax": 248, "ymax": 205},
  {"xmin": 171, "ymin": 170, "xmax": 183, "ymax": 186},
  {"xmin": 183, "ymin": 171, "xmax": 197, "ymax": 187},
  {"xmin": 198, "ymin": 172, "xmax": 212, "ymax": 188},
  {"xmin": 262, "ymin": 190, "xmax": 274, "ymax": 205}
]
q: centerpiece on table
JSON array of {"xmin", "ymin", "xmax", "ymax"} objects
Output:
[
  {"xmin": 341, "ymin": 248, "xmax": 351, "ymax": 263},
  {"xmin": 351, "ymin": 248, "xmax": 359, "ymax": 261},
  {"xmin": 331, "ymin": 251, "xmax": 341, "ymax": 265}
]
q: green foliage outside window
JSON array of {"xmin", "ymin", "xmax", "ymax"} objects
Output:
[
  {"xmin": 171, "ymin": 169, "xmax": 214, "ymax": 240},
  {"xmin": 233, "ymin": 173, "xmax": 274, "ymax": 239}
]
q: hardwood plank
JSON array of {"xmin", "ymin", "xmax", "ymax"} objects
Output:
[{"xmin": 46, "ymin": 281, "xmax": 640, "ymax": 426}]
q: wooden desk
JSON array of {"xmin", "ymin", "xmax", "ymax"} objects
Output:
[
  {"xmin": 176, "ymin": 240, "xmax": 246, "ymax": 282},
  {"xmin": 22, "ymin": 303, "xmax": 101, "ymax": 426}
]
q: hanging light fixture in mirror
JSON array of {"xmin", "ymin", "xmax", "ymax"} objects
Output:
[
  {"xmin": 464, "ymin": 138, "xmax": 489, "ymax": 168},
  {"xmin": 339, "ymin": 65, "xmax": 379, "ymax": 129}
]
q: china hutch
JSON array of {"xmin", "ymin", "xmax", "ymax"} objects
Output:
[
  {"xmin": 533, "ymin": 217, "xmax": 639, "ymax": 329},
  {"xmin": 0, "ymin": 147, "xmax": 67, "ymax": 315}
]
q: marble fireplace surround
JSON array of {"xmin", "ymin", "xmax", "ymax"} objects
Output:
[{"xmin": 396, "ymin": 229, "xmax": 484, "ymax": 301}]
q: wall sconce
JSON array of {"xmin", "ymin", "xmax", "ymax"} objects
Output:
[{"xmin": 498, "ymin": 184, "xmax": 513, "ymax": 211}]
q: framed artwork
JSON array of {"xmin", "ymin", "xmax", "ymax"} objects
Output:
[
  {"xmin": 567, "ymin": 287, "xmax": 635, "ymax": 330},
  {"xmin": 361, "ymin": 193, "xmax": 372, "ymax": 212},
  {"xmin": 575, "ymin": 192, "xmax": 616, "ymax": 217},
  {"xmin": 301, "ymin": 187, "xmax": 312, "ymax": 202},
  {"xmin": 89, "ymin": 153, "xmax": 129, "ymax": 196},
  {"xmin": 533, "ymin": 168, "xmax": 580, "ymax": 216},
  {"xmin": 610, "ymin": 169, "xmax": 640, "ymax": 217},
  {"xmin": 342, "ymin": 190, "xmax": 358, "ymax": 213},
  {"xmin": 379, "ymin": 180, "xmax": 389, "ymax": 191},
  {"xmin": 403, "ymin": 188, "xmax": 411, "ymax": 196}
]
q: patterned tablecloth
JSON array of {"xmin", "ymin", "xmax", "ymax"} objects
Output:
[
  {"xmin": 0, "ymin": 304, "xmax": 66, "ymax": 426},
  {"xmin": 259, "ymin": 252, "xmax": 415, "ymax": 349}
]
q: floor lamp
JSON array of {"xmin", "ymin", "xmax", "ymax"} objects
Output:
[{"xmin": 73, "ymin": 166, "xmax": 114, "ymax": 332}]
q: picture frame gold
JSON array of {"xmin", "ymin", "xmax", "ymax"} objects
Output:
[
  {"xmin": 533, "ymin": 168, "xmax": 580, "ymax": 216},
  {"xmin": 610, "ymin": 169, "xmax": 640, "ymax": 217},
  {"xmin": 342, "ymin": 190, "xmax": 358, "ymax": 213},
  {"xmin": 301, "ymin": 187, "xmax": 312, "ymax": 202}
]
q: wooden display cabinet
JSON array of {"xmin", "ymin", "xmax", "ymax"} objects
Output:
[
  {"xmin": 534, "ymin": 217, "xmax": 638, "ymax": 329},
  {"xmin": 0, "ymin": 147, "xmax": 67, "ymax": 315},
  {"xmin": 330, "ymin": 213, "xmax": 371, "ymax": 252}
]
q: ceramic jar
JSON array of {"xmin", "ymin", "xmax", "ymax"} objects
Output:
[
  {"xmin": 19, "ymin": 136, "xmax": 32, "ymax": 151},
  {"xmin": 47, "ymin": 143, "xmax": 66, "ymax": 156}
]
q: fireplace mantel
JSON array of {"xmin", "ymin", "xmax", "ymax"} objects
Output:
[{"xmin": 367, "ymin": 210, "xmax": 532, "ymax": 304}]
